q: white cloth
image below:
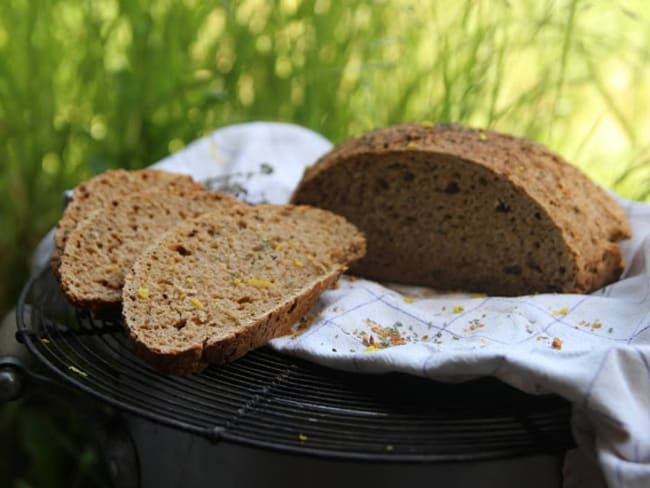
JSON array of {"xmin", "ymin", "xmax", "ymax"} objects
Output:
[{"xmin": 40, "ymin": 122, "xmax": 650, "ymax": 486}]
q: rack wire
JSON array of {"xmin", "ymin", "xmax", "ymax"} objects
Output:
[{"xmin": 16, "ymin": 268, "xmax": 574, "ymax": 462}]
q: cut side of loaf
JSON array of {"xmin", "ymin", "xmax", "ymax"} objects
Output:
[
  {"xmin": 52, "ymin": 169, "xmax": 204, "ymax": 276},
  {"xmin": 58, "ymin": 189, "xmax": 244, "ymax": 315},
  {"xmin": 291, "ymin": 123, "xmax": 632, "ymax": 296},
  {"xmin": 122, "ymin": 204, "xmax": 366, "ymax": 375}
]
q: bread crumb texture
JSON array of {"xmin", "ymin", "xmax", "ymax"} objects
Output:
[
  {"xmin": 122, "ymin": 204, "xmax": 366, "ymax": 375},
  {"xmin": 52, "ymin": 169, "xmax": 204, "ymax": 277},
  {"xmin": 58, "ymin": 187, "xmax": 242, "ymax": 314},
  {"xmin": 291, "ymin": 122, "xmax": 632, "ymax": 295}
]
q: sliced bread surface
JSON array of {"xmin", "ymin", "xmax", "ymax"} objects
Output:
[
  {"xmin": 122, "ymin": 204, "xmax": 366, "ymax": 375},
  {"xmin": 52, "ymin": 169, "xmax": 203, "ymax": 275},
  {"xmin": 291, "ymin": 123, "xmax": 632, "ymax": 295},
  {"xmin": 59, "ymin": 188, "xmax": 243, "ymax": 315}
]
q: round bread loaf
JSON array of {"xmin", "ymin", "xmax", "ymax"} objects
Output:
[
  {"xmin": 59, "ymin": 188, "xmax": 243, "ymax": 315},
  {"xmin": 291, "ymin": 123, "xmax": 632, "ymax": 295},
  {"xmin": 122, "ymin": 204, "xmax": 366, "ymax": 375},
  {"xmin": 52, "ymin": 169, "xmax": 203, "ymax": 276}
]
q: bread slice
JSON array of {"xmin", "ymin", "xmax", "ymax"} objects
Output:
[
  {"xmin": 122, "ymin": 204, "xmax": 366, "ymax": 374},
  {"xmin": 291, "ymin": 122, "xmax": 632, "ymax": 295},
  {"xmin": 52, "ymin": 169, "xmax": 203, "ymax": 276},
  {"xmin": 58, "ymin": 189, "xmax": 244, "ymax": 315}
]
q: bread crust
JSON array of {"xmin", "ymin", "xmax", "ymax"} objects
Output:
[{"xmin": 291, "ymin": 123, "xmax": 632, "ymax": 295}]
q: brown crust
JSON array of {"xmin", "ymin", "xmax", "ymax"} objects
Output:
[
  {"xmin": 291, "ymin": 122, "xmax": 632, "ymax": 294},
  {"xmin": 52, "ymin": 169, "xmax": 204, "ymax": 278}
]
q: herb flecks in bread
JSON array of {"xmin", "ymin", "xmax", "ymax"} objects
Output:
[
  {"xmin": 58, "ymin": 188, "xmax": 243, "ymax": 315},
  {"xmin": 291, "ymin": 122, "xmax": 631, "ymax": 295},
  {"xmin": 122, "ymin": 205, "xmax": 366, "ymax": 375},
  {"xmin": 52, "ymin": 169, "xmax": 203, "ymax": 276}
]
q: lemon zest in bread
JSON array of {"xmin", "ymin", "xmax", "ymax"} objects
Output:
[
  {"xmin": 293, "ymin": 258, "xmax": 303, "ymax": 267},
  {"xmin": 190, "ymin": 297, "xmax": 204, "ymax": 309},
  {"xmin": 248, "ymin": 278, "xmax": 274, "ymax": 288},
  {"xmin": 137, "ymin": 287, "xmax": 149, "ymax": 299}
]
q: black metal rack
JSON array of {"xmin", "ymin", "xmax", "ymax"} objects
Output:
[{"xmin": 15, "ymin": 268, "xmax": 574, "ymax": 463}]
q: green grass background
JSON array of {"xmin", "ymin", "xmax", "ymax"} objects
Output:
[{"xmin": 2, "ymin": 0, "xmax": 650, "ymax": 486}]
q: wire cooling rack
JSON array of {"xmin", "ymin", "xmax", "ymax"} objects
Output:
[{"xmin": 16, "ymin": 268, "xmax": 574, "ymax": 462}]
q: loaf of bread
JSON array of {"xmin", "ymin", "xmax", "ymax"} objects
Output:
[
  {"xmin": 291, "ymin": 123, "xmax": 632, "ymax": 295},
  {"xmin": 52, "ymin": 169, "xmax": 203, "ymax": 275},
  {"xmin": 58, "ymin": 188, "xmax": 243, "ymax": 315},
  {"xmin": 122, "ymin": 204, "xmax": 366, "ymax": 374}
]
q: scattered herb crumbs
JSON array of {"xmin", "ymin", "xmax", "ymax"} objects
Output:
[
  {"xmin": 403, "ymin": 296, "xmax": 415, "ymax": 304},
  {"xmin": 298, "ymin": 433, "xmax": 308, "ymax": 442},
  {"xmin": 551, "ymin": 307, "xmax": 569, "ymax": 316},
  {"xmin": 364, "ymin": 345, "xmax": 379, "ymax": 353},
  {"xmin": 40, "ymin": 338, "xmax": 50, "ymax": 344},
  {"xmin": 608, "ymin": 328, "xmax": 613, "ymax": 334},
  {"xmin": 551, "ymin": 337, "xmax": 563, "ymax": 350},
  {"xmin": 452, "ymin": 306, "xmax": 464, "ymax": 314}
]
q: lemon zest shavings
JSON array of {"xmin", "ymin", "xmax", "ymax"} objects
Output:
[
  {"xmin": 248, "ymin": 278, "xmax": 274, "ymax": 288},
  {"xmin": 69, "ymin": 366, "xmax": 88, "ymax": 377}
]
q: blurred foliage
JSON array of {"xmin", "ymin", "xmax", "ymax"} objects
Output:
[
  {"xmin": 0, "ymin": 394, "xmax": 111, "ymax": 488},
  {"xmin": 1, "ymin": 0, "xmax": 650, "ymax": 485}
]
